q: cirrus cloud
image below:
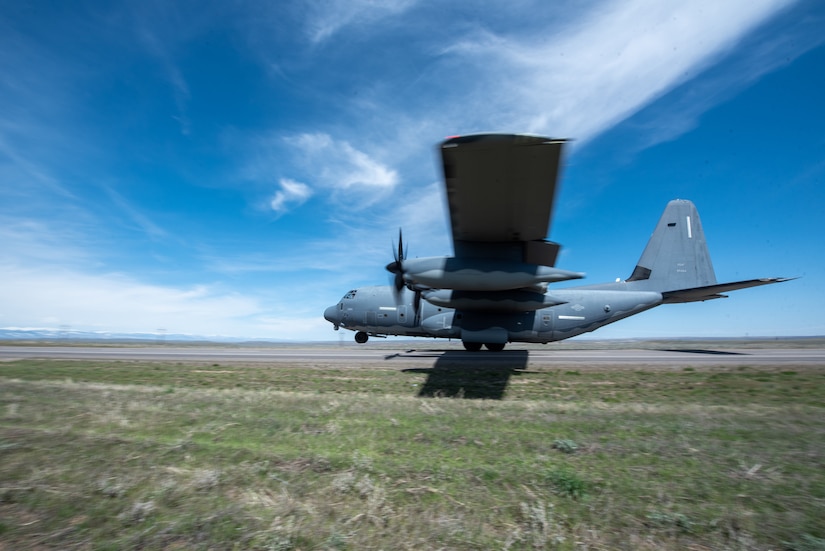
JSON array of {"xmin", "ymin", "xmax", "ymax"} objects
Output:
[
  {"xmin": 270, "ymin": 177, "xmax": 313, "ymax": 214},
  {"xmin": 288, "ymin": 132, "xmax": 399, "ymax": 189}
]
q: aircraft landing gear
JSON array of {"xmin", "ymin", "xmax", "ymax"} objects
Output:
[
  {"xmin": 354, "ymin": 331, "xmax": 369, "ymax": 344},
  {"xmin": 462, "ymin": 341, "xmax": 505, "ymax": 351}
]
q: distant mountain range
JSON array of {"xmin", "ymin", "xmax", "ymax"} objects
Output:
[
  {"xmin": 0, "ymin": 328, "xmax": 279, "ymax": 343},
  {"xmin": 1, "ymin": 328, "xmax": 819, "ymax": 345}
]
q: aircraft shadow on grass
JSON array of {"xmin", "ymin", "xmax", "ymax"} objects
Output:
[{"xmin": 398, "ymin": 350, "xmax": 529, "ymax": 400}]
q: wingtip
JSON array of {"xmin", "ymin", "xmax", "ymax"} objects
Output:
[{"xmin": 766, "ymin": 277, "xmax": 798, "ymax": 283}]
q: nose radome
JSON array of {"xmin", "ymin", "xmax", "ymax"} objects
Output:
[{"xmin": 324, "ymin": 305, "xmax": 340, "ymax": 326}]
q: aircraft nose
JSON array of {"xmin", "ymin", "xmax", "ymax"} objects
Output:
[{"xmin": 324, "ymin": 305, "xmax": 340, "ymax": 327}]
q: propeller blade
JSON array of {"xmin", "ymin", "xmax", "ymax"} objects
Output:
[
  {"xmin": 401, "ymin": 234, "xmax": 408, "ymax": 263},
  {"xmin": 394, "ymin": 272, "xmax": 405, "ymax": 293},
  {"xmin": 387, "ymin": 228, "xmax": 408, "ymax": 300},
  {"xmin": 392, "ymin": 228, "xmax": 404, "ymax": 263},
  {"xmin": 387, "ymin": 229, "xmax": 404, "ymax": 272}
]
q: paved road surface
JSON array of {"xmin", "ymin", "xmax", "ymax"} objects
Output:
[{"xmin": 1, "ymin": 345, "xmax": 823, "ymax": 368}]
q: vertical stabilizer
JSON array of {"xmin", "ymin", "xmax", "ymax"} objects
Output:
[{"xmin": 627, "ymin": 200, "xmax": 717, "ymax": 292}]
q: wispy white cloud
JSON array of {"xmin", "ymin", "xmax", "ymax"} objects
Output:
[
  {"xmin": 0, "ymin": 218, "xmax": 331, "ymax": 339},
  {"xmin": 103, "ymin": 185, "xmax": 169, "ymax": 240},
  {"xmin": 0, "ymin": 219, "xmax": 243, "ymax": 334},
  {"xmin": 235, "ymin": 130, "xmax": 400, "ymax": 216},
  {"xmin": 434, "ymin": 0, "xmax": 796, "ymax": 142},
  {"xmin": 205, "ymin": 180, "xmax": 453, "ymax": 285},
  {"xmin": 0, "ymin": 217, "xmax": 97, "ymax": 268},
  {"xmin": 287, "ymin": 132, "xmax": 399, "ymax": 190},
  {"xmin": 259, "ymin": 0, "xmax": 802, "ymax": 236},
  {"xmin": 270, "ymin": 177, "xmax": 313, "ymax": 214},
  {"xmin": 0, "ymin": 253, "xmax": 334, "ymax": 339},
  {"xmin": 303, "ymin": 0, "xmax": 419, "ymax": 44},
  {"xmin": 386, "ymin": 181, "xmax": 452, "ymax": 256},
  {"xmin": 623, "ymin": 12, "xmax": 825, "ymax": 151},
  {"xmin": 0, "ymin": 264, "xmax": 255, "ymax": 335},
  {"xmin": 136, "ymin": 25, "xmax": 192, "ymax": 136},
  {"xmin": 0, "ymin": 132, "xmax": 77, "ymax": 201}
]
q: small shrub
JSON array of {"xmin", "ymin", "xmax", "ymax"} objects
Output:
[
  {"xmin": 551, "ymin": 439, "xmax": 578, "ymax": 454},
  {"xmin": 544, "ymin": 468, "xmax": 587, "ymax": 499},
  {"xmin": 331, "ymin": 471, "xmax": 356, "ymax": 494}
]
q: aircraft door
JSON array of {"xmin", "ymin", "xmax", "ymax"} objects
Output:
[{"xmin": 537, "ymin": 310, "xmax": 554, "ymax": 338}]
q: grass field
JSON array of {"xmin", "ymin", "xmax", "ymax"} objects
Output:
[{"xmin": 1, "ymin": 349, "xmax": 824, "ymax": 550}]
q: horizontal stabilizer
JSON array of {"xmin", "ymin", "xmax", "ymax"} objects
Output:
[{"xmin": 661, "ymin": 277, "xmax": 794, "ymax": 303}]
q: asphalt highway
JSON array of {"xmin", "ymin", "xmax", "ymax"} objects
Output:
[{"xmin": 1, "ymin": 344, "xmax": 823, "ymax": 368}]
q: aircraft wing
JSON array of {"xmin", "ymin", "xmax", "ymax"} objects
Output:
[{"xmin": 440, "ymin": 134, "xmax": 566, "ymax": 266}]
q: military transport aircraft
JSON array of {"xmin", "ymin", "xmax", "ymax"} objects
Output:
[{"xmin": 323, "ymin": 134, "xmax": 789, "ymax": 351}]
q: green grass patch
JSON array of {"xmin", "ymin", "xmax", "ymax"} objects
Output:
[{"xmin": 1, "ymin": 357, "xmax": 823, "ymax": 549}]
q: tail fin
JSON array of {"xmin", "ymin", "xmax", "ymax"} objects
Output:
[
  {"xmin": 627, "ymin": 200, "xmax": 717, "ymax": 292},
  {"xmin": 627, "ymin": 199, "xmax": 792, "ymax": 302}
]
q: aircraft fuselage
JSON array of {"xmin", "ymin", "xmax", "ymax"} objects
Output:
[{"xmin": 323, "ymin": 285, "xmax": 663, "ymax": 347}]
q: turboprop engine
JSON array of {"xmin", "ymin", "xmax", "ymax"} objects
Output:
[
  {"xmin": 396, "ymin": 256, "xmax": 584, "ymax": 291},
  {"xmin": 421, "ymin": 288, "xmax": 567, "ymax": 312}
]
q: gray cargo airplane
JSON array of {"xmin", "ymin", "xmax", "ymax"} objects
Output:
[{"xmin": 323, "ymin": 134, "xmax": 789, "ymax": 351}]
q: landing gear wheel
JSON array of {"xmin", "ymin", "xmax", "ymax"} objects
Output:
[
  {"xmin": 484, "ymin": 343, "xmax": 505, "ymax": 352},
  {"xmin": 354, "ymin": 331, "xmax": 369, "ymax": 344},
  {"xmin": 462, "ymin": 341, "xmax": 482, "ymax": 351}
]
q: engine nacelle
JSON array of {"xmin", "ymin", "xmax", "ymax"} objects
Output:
[
  {"xmin": 401, "ymin": 256, "xmax": 584, "ymax": 291},
  {"xmin": 422, "ymin": 289, "xmax": 566, "ymax": 312}
]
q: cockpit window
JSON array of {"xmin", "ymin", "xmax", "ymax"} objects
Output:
[{"xmin": 343, "ymin": 290, "xmax": 357, "ymax": 300}]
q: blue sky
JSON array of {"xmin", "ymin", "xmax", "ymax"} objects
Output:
[{"xmin": 1, "ymin": 0, "xmax": 823, "ymax": 340}]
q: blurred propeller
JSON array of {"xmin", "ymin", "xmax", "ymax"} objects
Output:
[
  {"xmin": 385, "ymin": 228, "xmax": 406, "ymax": 296},
  {"xmin": 385, "ymin": 229, "xmax": 421, "ymax": 316}
]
